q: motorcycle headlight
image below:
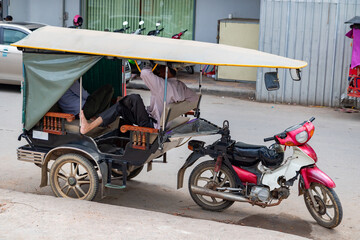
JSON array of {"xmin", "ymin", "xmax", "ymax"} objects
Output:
[{"xmin": 295, "ymin": 131, "xmax": 308, "ymax": 143}]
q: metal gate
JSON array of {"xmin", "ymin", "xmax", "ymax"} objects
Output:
[
  {"xmin": 257, "ymin": 0, "xmax": 360, "ymax": 107},
  {"xmin": 86, "ymin": 0, "xmax": 194, "ymax": 39}
]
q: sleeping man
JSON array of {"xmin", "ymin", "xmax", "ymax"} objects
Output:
[{"xmin": 79, "ymin": 65, "xmax": 197, "ymax": 134}]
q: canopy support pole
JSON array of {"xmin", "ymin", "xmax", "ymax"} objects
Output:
[
  {"xmin": 162, "ymin": 65, "xmax": 168, "ymax": 131},
  {"xmin": 199, "ymin": 64, "xmax": 202, "ymax": 94},
  {"xmin": 122, "ymin": 60, "xmax": 126, "ymax": 96},
  {"xmin": 79, "ymin": 76, "xmax": 83, "ymax": 132}
]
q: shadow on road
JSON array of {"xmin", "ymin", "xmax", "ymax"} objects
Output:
[
  {"xmin": 96, "ymin": 179, "xmax": 315, "ymax": 239},
  {"xmin": 236, "ymin": 213, "xmax": 312, "ymax": 238}
]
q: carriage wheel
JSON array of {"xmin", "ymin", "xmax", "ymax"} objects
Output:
[{"xmin": 49, "ymin": 154, "xmax": 99, "ymax": 201}]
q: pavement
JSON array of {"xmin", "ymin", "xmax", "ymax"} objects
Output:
[
  {"xmin": 127, "ymin": 71, "xmax": 256, "ymax": 100},
  {"xmin": 0, "ymin": 188, "xmax": 308, "ymax": 240}
]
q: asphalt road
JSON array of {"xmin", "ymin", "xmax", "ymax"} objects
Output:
[{"xmin": 1, "ymin": 84, "xmax": 359, "ymax": 239}]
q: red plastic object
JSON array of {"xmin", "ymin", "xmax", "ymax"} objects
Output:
[{"xmin": 347, "ymin": 67, "xmax": 360, "ymax": 97}]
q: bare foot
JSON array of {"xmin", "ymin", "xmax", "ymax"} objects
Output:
[
  {"xmin": 80, "ymin": 110, "xmax": 104, "ymax": 134},
  {"xmin": 80, "ymin": 110, "xmax": 90, "ymax": 134}
]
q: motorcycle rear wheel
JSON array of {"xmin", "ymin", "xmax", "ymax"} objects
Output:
[
  {"xmin": 303, "ymin": 182, "xmax": 343, "ymax": 228},
  {"xmin": 188, "ymin": 160, "xmax": 236, "ymax": 211}
]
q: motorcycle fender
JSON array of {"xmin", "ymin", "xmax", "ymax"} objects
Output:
[
  {"xmin": 300, "ymin": 165, "xmax": 336, "ymax": 190},
  {"xmin": 177, "ymin": 151, "xmax": 205, "ymax": 189}
]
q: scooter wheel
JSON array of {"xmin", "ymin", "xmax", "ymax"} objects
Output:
[
  {"xmin": 188, "ymin": 160, "xmax": 236, "ymax": 211},
  {"xmin": 303, "ymin": 182, "xmax": 343, "ymax": 228}
]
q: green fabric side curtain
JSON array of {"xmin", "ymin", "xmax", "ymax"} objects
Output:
[{"xmin": 23, "ymin": 53, "xmax": 102, "ymax": 130}]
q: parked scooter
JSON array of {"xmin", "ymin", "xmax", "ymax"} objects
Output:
[
  {"xmin": 132, "ymin": 20, "xmax": 146, "ymax": 35},
  {"xmin": 147, "ymin": 22, "xmax": 164, "ymax": 36},
  {"xmin": 106, "ymin": 21, "xmax": 132, "ymax": 83},
  {"xmin": 172, "ymin": 29, "xmax": 187, "ymax": 39},
  {"xmin": 180, "ymin": 117, "xmax": 342, "ymax": 228},
  {"xmin": 127, "ymin": 21, "xmax": 146, "ymax": 76},
  {"xmin": 114, "ymin": 21, "xmax": 130, "ymax": 33},
  {"xmin": 172, "ymin": 29, "xmax": 194, "ymax": 74}
]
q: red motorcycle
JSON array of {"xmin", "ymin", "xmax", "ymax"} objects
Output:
[{"xmin": 179, "ymin": 117, "xmax": 343, "ymax": 228}]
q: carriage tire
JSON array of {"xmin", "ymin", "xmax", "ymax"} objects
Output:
[{"xmin": 49, "ymin": 154, "xmax": 99, "ymax": 201}]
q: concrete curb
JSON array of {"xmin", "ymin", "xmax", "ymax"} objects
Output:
[{"xmin": 0, "ymin": 189, "xmax": 308, "ymax": 240}]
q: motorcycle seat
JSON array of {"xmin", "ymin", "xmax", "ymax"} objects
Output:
[{"xmin": 234, "ymin": 142, "xmax": 266, "ymax": 149}]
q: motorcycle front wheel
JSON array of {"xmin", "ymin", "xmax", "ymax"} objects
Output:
[
  {"xmin": 303, "ymin": 182, "xmax": 343, "ymax": 228},
  {"xmin": 188, "ymin": 160, "xmax": 236, "ymax": 211}
]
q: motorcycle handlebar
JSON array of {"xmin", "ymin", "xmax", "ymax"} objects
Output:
[
  {"xmin": 309, "ymin": 117, "xmax": 315, "ymax": 122},
  {"xmin": 264, "ymin": 136, "xmax": 275, "ymax": 142}
]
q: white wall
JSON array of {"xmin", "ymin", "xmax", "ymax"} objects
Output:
[
  {"xmin": 8, "ymin": 0, "xmax": 80, "ymax": 27},
  {"xmin": 195, "ymin": 0, "xmax": 260, "ymax": 43}
]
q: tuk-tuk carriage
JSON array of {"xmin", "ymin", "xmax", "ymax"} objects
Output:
[{"xmin": 13, "ymin": 26, "xmax": 307, "ymax": 201}]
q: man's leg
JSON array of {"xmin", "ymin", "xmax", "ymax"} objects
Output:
[
  {"xmin": 121, "ymin": 94, "xmax": 153, "ymax": 128},
  {"xmin": 81, "ymin": 101, "xmax": 123, "ymax": 134},
  {"xmin": 83, "ymin": 84, "xmax": 114, "ymax": 119}
]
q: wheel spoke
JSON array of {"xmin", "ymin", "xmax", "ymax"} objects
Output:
[
  {"xmin": 78, "ymin": 180, "xmax": 90, "ymax": 185},
  {"xmin": 198, "ymin": 177, "xmax": 211, "ymax": 183},
  {"xmin": 325, "ymin": 212, "xmax": 332, "ymax": 219},
  {"xmin": 77, "ymin": 173, "xmax": 89, "ymax": 180},
  {"xmin": 74, "ymin": 163, "xmax": 79, "ymax": 175},
  {"xmin": 60, "ymin": 183, "xmax": 69, "ymax": 191},
  {"xmin": 320, "ymin": 188, "xmax": 328, "ymax": 203},
  {"xmin": 65, "ymin": 186, "xmax": 71, "ymax": 195},
  {"xmin": 57, "ymin": 173, "xmax": 67, "ymax": 181},
  {"xmin": 326, "ymin": 204, "xmax": 334, "ymax": 209},
  {"xmin": 76, "ymin": 185, "xmax": 87, "ymax": 196},
  {"xmin": 73, "ymin": 186, "xmax": 81, "ymax": 198},
  {"xmin": 219, "ymin": 176, "xmax": 229, "ymax": 187},
  {"xmin": 211, "ymin": 197, "xmax": 218, "ymax": 203},
  {"xmin": 59, "ymin": 168, "xmax": 69, "ymax": 177},
  {"xmin": 313, "ymin": 187, "xmax": 321, "ymax": 197}
]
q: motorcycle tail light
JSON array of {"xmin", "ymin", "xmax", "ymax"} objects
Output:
[
  {"xmin": 188, "ymin": 140, "xmax": 205, "ymax": 151},
  {"xmin": 295, "ymin": 131, "xmax": 308, "ymax": 144}
]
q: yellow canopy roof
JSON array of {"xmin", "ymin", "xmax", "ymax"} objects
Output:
[{"xmin": 13, "ymin": 26, "xmax": 307, "ymax": 69}]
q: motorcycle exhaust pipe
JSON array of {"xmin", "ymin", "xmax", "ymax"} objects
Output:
[{"xmin": 190, "ymin": 185, "xmax": 249, "ymax": 203}]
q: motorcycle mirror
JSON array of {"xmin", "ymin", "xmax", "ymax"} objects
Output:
[
  {"xmin": 290, "ymin": 68, "xmax": 301, "ymax": 81},
  {"xmin": 264, "ymin": 71, "xmax": 280, "ymax": 91},
  {"xmin": 139, "ymin": 20, "xmax": 145, "ymax": 25},
  {"xmin": 123, "ymin": 21, "xmax": 128, "ymax": 26},
  {"xmin": 156, "ymin": 22, "xmax": 161, "ymax": 27}
]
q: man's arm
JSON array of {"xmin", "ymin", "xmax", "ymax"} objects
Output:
[
  {"xmin": 140, "ymin": 68, "xmax": 164, "ymax": 92},
  {"xmin": 69, "ymin": 80, "xmax": 89, "ymax": 100}
]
